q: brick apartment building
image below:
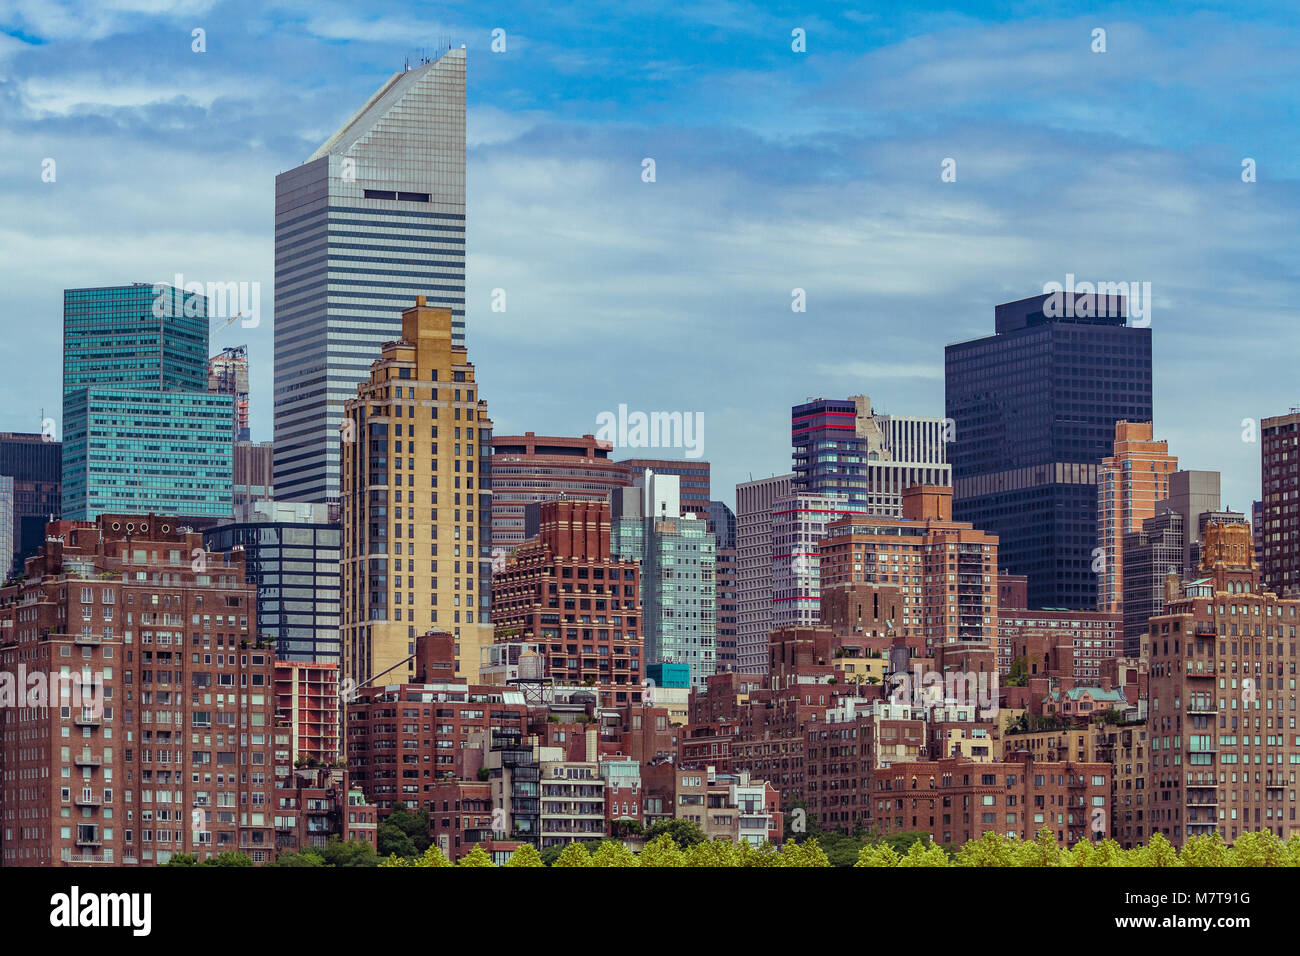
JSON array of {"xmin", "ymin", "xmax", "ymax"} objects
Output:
[
  {"xmin": 0, "ymin": 515, "xmax": 278, "ymax": 865},
  {"xmin": 345, "ymin": 632, "xmax": 527, "ymax": 814},
  {"xmin": 804, "ymin": 697, "xmax": 927, "ymax": 832},
  {"xmin": 1001, "ymin": 721, "xmax": 1150, "ymax": 847},
  {"xmin": 274, "ymin": 767, "xmax": 377, "ymax": 855},
  {"xmin": 490, "ymin": 499, "xmax": 644, "ymax": 707},
  {"xmin": 1147, "ymin": 519, "xmax": 1300, "ymax": 845},
  {"xmin": 819, "ymin": 486, "xmax": 999, "ymax": 652},
  {"xmin": 871, "ymin": 756, "xmax": 1111, "ymax": 846},
  {"xmin": 274, "ymin": 659, "xmax": 340, "ymax": 766}
]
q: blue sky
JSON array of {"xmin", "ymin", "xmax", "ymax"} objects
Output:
[{"xmin": 2, "ymin": 0, "xmax": 1297, "ymax": 512}]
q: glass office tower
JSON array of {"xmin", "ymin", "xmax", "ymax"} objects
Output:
[
  {"xmin": 62, "ymin": 284, "xmax": 233, "ymax": 521},
  {"xmin": 945, "ymin": 292, "xmax": 1153, "ymax": 610},
  {"xmin": 274, "ymin": 47, "xmax": 467, "ymax": 504},
  {"xmin": 204, "ymin": 502, "xmax": 342, "ymax": 664}
]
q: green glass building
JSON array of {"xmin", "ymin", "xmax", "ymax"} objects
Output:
[{"xmin": 62, "ymin": 284, "xmax": 233, "ymax": 520}]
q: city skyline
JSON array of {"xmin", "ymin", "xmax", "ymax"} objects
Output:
[{"xmin": 3, "ymin": 2, "xmax": 1296, "ymax": 515}]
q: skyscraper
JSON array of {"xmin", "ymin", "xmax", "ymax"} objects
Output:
[
  {"xmin": 735, "ymin": 473, "xmax": 793, "ymax": 673},
  {"xmin": 0, "ymin": 431, "xmax": 61, "ymax": 576},
  {"xmin": 274, "ymin": 47, "xmax": 467, "ymax": 504},
  {"xmin": 791, "ymin": 395, "xmax": 950, "ymax": 516},
  {"xmin": 62, "ymin": 284, "xmax": 233, "ymax": 521},
  {"xmin": 205, "ymin": 501, "xmax": 342, "ymax": 665},
  {"xmin": 488, "ymin": 433, "xmax": 630, "ymax": 554},
  {"xmin": 611, "ymin": 471, "xmax": 716, "ymax": 688},
  {"xmin": 340, "ymin": 296, "xmax": 492, "ymax": 688},
  {"xmin": 770, "ymin": 491, "xmax": 860, "ymax": 630},
  {"xmin": 1096, "ymin": 421, "xmax": 1176, "ymax": 615},
  {"xmin": 1261, "ymin": 411, "xmax": 1300, "ymax": 597},
  {"xmin": 946, "ymin": 292, "xmax": 1152, "ymax": 609},
  {"xmin": 617, "ymin": 458, "xmax": 711, "ymax": 517}
]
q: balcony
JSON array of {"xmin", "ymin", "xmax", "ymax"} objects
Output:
[
  {"xmin": 74, "ymin": 752, "xmax": 103, "ymax": 768},
  {"xmin": 74, "ymin": 794, "xmax": 103, "ymax": 808},
  {"xmin": 73, "ymin": 632, "xmax": 103, "ymax": 646},
  {"xmin": 75, "ymin": 833, "xmax": 102, "ymax": 847},
  {"xmin": 74, "ymin": 713, "xmax": 103, "ymax": 727}
]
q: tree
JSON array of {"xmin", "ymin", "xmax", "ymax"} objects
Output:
[
  {"xmin": 1012, "ymin": 827, "xmax": 1063, "ymax": 867},
  {"xmin": 162, "ymin": 853, "xmax": 199, "ymax": 867},
  {"xmin": 319, "ymin": 836, "xmax": 378, "ymax": 867},
  {"xmin": 643, "ymin": 818, "xmax": 706, "ymax": 848},
  {"xmin": 409, "ymin": 844, "xmax": 454, "ymax": 868},
  {"xmin": 377, "ymin": 801, "xmax": 431, "ymax": 858},
  {"xmin": 954, "ymin": 830, "xmax": 1018, "ymax": 868},
  {"xmin": 200, "ymin": 851, "xmax": 254, "ymax": 867},
  {"xmin": 539, "ymin": 845, "xmax": 565, "ymax": 866},
  {"xmin": 780, "ymin": 838, "xmax": 830, "ymax": 867},
  {"xmin": 854, "ymin": 843, "xmax": 901, "ymax": 867},
  {"xmin": 896, "ymin": 839, "xmax": 948, "ymax": 867},
  {"xmin": 458, "ymin": 846, "xmax": 495, "ymax": 867},
  {"xmin": 638, "ymin": 834, "xmax": 687, "ymax": 867},
  {"xmin": 686, "ymin": 839, "xmax": 743, "ymax": 867},
  {"xmin": 1130, "ymin": 832, "xmax": 1181, "ymax": 867},
  {"xmin": 1179, "ymin": 832, "xmax": 1231, "ymax": 867},
  {"xmin": 504, "ymin": 844, "xmax": 545, "ymax": 867},
  {"xmin": 553, "ymin": 842, "xmax": 593, "ymax": 868},
  {"xmin": 1006, "ymin": 655, "xmax": 1029, "ymax": 687},
  {"xmin": 590, "ymin": 840, "xmax": 639, "ymax": 867},
  {"xmin": 274, "ymin": 847, "xmax": 326, "ymax": 867}
]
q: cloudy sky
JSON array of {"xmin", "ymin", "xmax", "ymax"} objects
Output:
[{"xmin": 2, "ymin": 0, "xmax": 1296, "ymax": 512}]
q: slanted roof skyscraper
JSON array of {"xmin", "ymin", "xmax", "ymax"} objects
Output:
[{"xmin": 274, "ymin": 47, "xmax": 467, "ymax": 504}]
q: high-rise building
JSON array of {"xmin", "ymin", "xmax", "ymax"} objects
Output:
[
  {"xmin": 0, "ymin": 431, "xmax": 62, "ymax": 577},
  {"xmin": 1121, "ymin": 509, "xmax": 1185, "ymax": 656},
  {"xmin": 0, "ymin": 515, "xmax": 277, "ymax": 865},
  {"xmin": 0, "ymin": 477, "xmax": 12, "ymax": 580},
  {"xmin": 1261, "ymin": 411, "xmax": 1300, "ymax": 596},
  {"xmin": 770, "ymin": 492, "xmax": 861, "ymax": 630},
  {"xmin": 946, "ymin": 292, "xmax": 1153, "ymax": 610},
  {"xmin": 204, "ymin": 501, "xmax": 342, "ymax": 664},
  {"xmin": 490, "ymin": 499, "xmax": 643, "ymax": 706},
  {"xmin": 208, "ymin": 345, "xmax": 251, "ymax": 442},
  {"xmin": 1096, "ymin": 421, "xmax": 1177, "ymax": 615},
  {"xmin": 617, "ymin": 458, "xmax": 710, "ymax": 517},
  {"xmin": 62, "ymin": 284, "xmax": 233, "ymax": 521},
  {"xmin": 1253, "ymin": 499, "xmax": 1265, "ymax": 572},
  {"xmin": 820, "ymin": 486, "xmax": 999, "ymax": 651},
  {"xmin": 274, "ymin": 48, "xmax": 467, "ymax": 504},
  {"xmin": 488, "ymin": 433, "xmax": 630, "ymax": 554},
  {"xmin": 714, "ymin": 544, "xmax": 738, "ymax": 672},
  {"xmin": 233, "ymin": 440, "xmax": 275, "ymax": 509},
  {"xmin": 791, "ymin": 395, "xmax": 950, "ymax": 515},
  {"xmin": 1164, "ymin": 470, "xmax": 1223, "ymax": 578},
  {"xmin": 735, "ymin": 474, "xmax": 793, "ymax": 673},
  {"xmin": 1146, "ymin": 519, "xmax": 1300, "ymax": 846},
  {"xmin": 706, "ymin": 500, "xmax": 736, "ymax": 550},
  {"xmin": 707, "ymin": 500, "xmax": 738, "ymax": 672},
  {"xmin": 340, "ymin": 297, "xmax": 492, "ymax": 689},
  {"xmin": 611, "ymin": 471, "xmax": 716, "ymax": 688}
]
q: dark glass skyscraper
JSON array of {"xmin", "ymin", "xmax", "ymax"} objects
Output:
[
  {"xmin": 0, "ymin": 432, "xmax": 61, "ymax": 576},
  {"xmin": 945, "ymin": 292, "xmax": 1152, "ymax": 610}
]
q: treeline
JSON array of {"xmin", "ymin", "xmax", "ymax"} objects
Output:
[
  {"xmin": 379, "ymin": 828, "xmax": 1300, "ymax": 868},
  {"xmin": 164, "ymin": 827, "xmax": 1300, "ymax": 868}
]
